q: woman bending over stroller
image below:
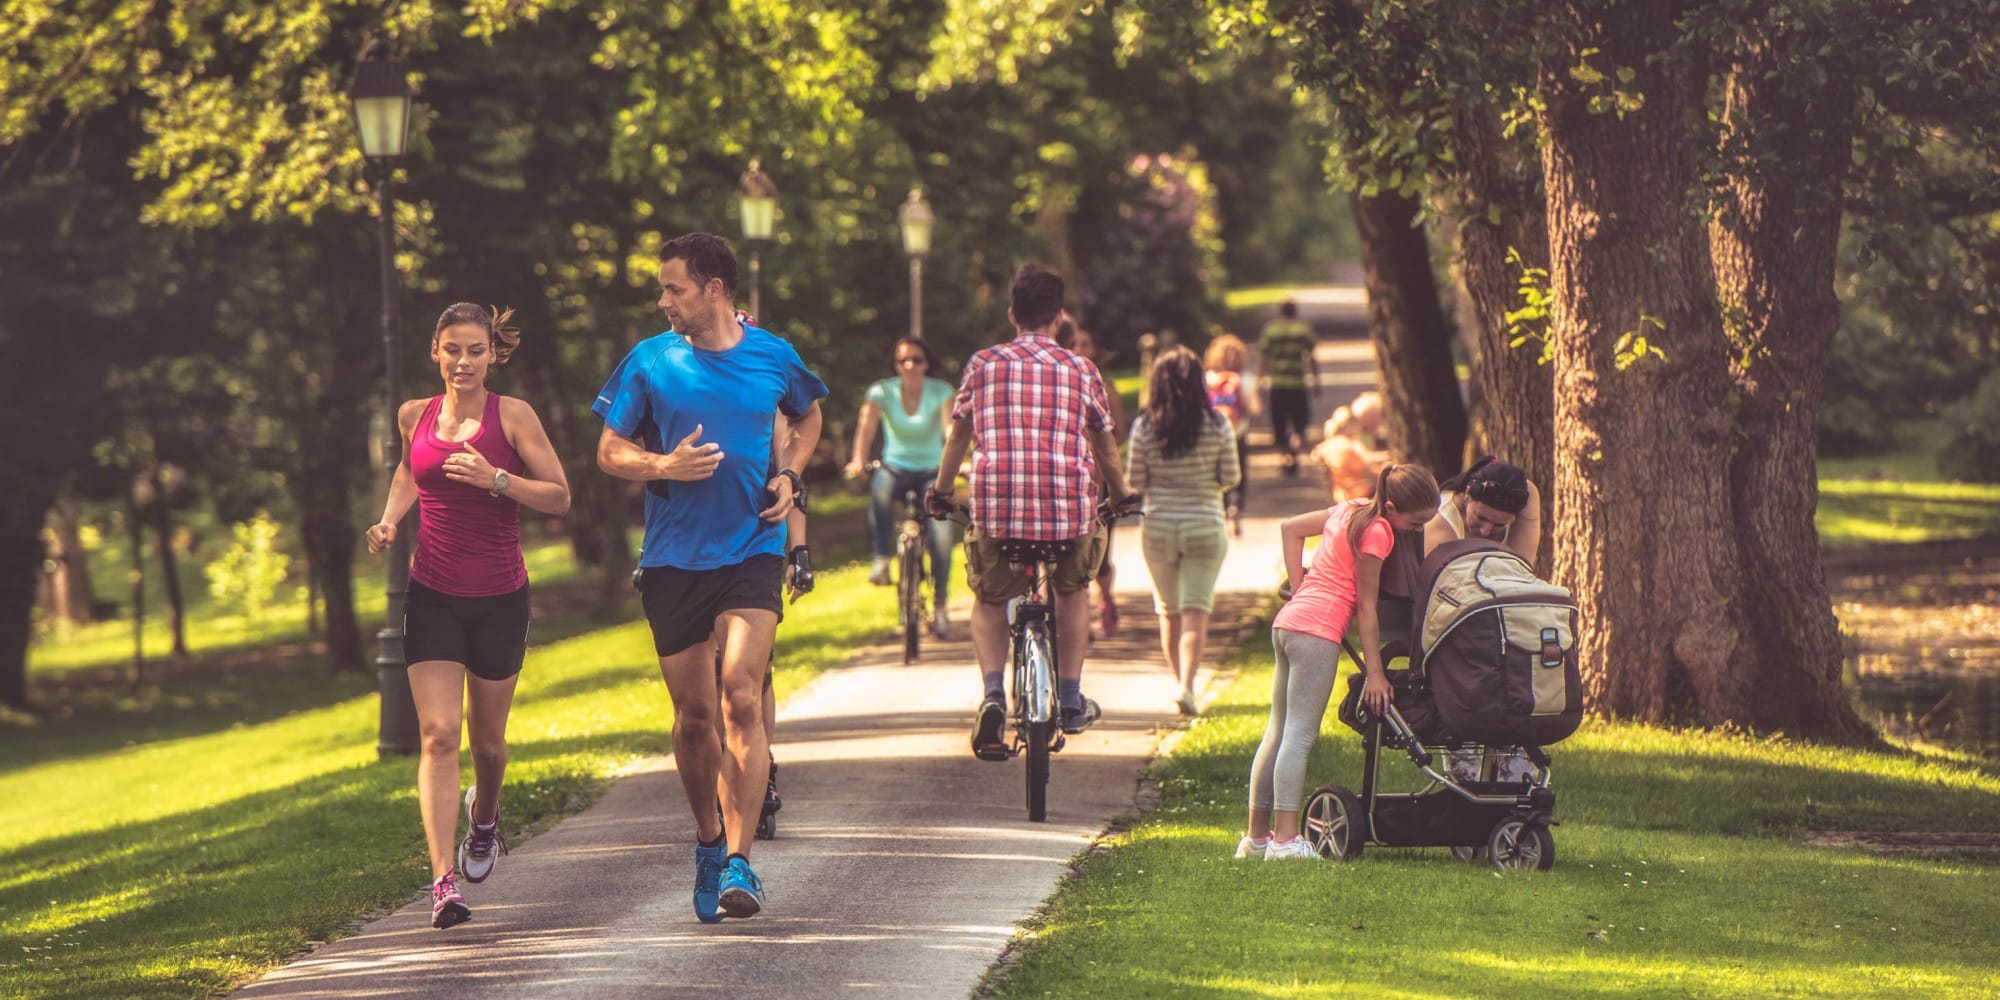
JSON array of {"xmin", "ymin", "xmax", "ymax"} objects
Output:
[{"xmin": 1239, "ymin": 464, "xmax": 1438, "ymax": 861}]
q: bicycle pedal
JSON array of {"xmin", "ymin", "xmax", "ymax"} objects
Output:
[
  {"xmin": 1050, "ymin": 733, "xmax": 1067, "ymax": 753},
  {"xmin": 974, "ymin": 745, "xmax": 1012, "ymax": 763}
]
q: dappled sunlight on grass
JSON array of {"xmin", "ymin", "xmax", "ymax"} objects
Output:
[
  {"xmin": 990, "ymin": 629, "xmax": 2000, "ymax": 1000},
  {"xmin": 1816, "ymin": 479, "xmax": 2000, "ymax": 544}
]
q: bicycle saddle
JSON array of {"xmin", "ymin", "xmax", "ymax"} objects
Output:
[{"xmin": 996, "ymin": 538, "xmax": 1075, "ymax": 565}]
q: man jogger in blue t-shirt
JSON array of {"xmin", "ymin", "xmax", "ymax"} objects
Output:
[{"xmin": 593, "ymin": 232, "xmax": 828, "ymax": 923}]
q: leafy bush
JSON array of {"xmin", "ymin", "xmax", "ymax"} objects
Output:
[
  {"xmin": 1938, "ymin": 370, "xmax": 2000, "ymax": 484},
  {"xmin": 204, "ymin": 512, "xmax": 291, "ymax": 620},
  {"xmin": 1079, "ymin": 151, "xmax": 1226, "ymax": 353}
]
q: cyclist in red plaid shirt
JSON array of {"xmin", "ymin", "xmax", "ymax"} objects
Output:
[{"xmin": 928, "ymin": 265, "xmax": 1138, "ymax": 758}]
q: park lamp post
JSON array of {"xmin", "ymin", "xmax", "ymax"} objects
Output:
[
  {"xmin": 898, "ymin": 187, "xmax": 933, "ymax": 340},
  {"xmin": 738, "ymin": 161, "xmax": 777, "ymax": 321},
  {"xmin": 349, "ymin": 38, "xmax": 420, "ymax": 758}
]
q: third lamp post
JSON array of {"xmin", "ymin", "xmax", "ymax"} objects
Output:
[
  {"xmin": 898, "ymin": 187, "xmax": 933, "ymax": 339},
  {"xmin": 738, "ymin": 160, "xmax": 777, "ymax": 321}
]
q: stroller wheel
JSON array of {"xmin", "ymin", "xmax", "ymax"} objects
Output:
[
  {"xmin": 1486, "ymin": 818, "xmax": 1555, "ymax": 871},
  {"xmin": 1302, "ymin": 785, "xmax": 1366, "ymax": 860}
]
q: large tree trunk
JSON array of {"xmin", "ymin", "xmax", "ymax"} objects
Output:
[
  {"xmin": 1540, "ymin": 2, "xmax": 1756, "ymax": 725},
  {"xmin": 1710, "ymin": 32, "xmax": 1874, "ymax": 743},
  {"xmin": 145, "ymin": 466, "xmax": 188, "ymax": 659},
  {"xmin": 0, "ymin": 489, "xmax": 54, "ymax": 709},
  {"xmin": 1451, "ymin": 99, "xmax": 1557, "ymax": 572},
  {"xmin": 43, "ymin": 496, "xmax": 96, "ymax": 625},
  {"xmin": 1351, "ymin": 190, "xmax": 1468, "ymax": 473}
]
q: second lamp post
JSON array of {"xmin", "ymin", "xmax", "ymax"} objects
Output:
[
  {"xmin": 738, "ymin": 161, "xmax": 777, "ymax": 320},
  {"xmin": 898, "ymin": 188, "xmax": 933, "ymax": 340}
]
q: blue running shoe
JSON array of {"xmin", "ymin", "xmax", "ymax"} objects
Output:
[
  {"xmin": 693, "ymin": 842, "xmax": 726, "ymax": 924},
  {"xmin": 718, "ymin": 857, "xmax": 765, "ymax": 919}
]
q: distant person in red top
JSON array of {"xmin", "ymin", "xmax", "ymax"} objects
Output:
[
  {"xmin": 929, "ymin": 264, "xmax": 1137, "ymax": 758},
  {"xmin": 1056, "ymin": 318, "xmax": 1127, "ymax": 638},
  {"xmin": 1203, "ymin": 333, "xmax": 1258, "ymax": 536},
  {"xmin": 365, "ymin": 303, "xmax": 572, "ymax": 929}
]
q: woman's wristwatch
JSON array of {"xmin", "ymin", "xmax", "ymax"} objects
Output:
[{"xmin": 490, "ymin": 470, "xmax": 512, "ymax": 497}]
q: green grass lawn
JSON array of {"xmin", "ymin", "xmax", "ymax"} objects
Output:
[
  {"xmin": 985, "ymin": 643, "xmax": 2000, "ymax": 1000},
  {"xmin": 0, "ymin": 561, "xmax": 897, "ymax": 999},
  {"xmin": 1815, "ymin": 479, "xmax": 2000, "ymax": 545}
]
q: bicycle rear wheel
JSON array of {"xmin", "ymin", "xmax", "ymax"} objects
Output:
[
  {"xmin": 1022, "ymin": 622, "xmax": 1054, "ymax": 822},
  {"xmin": 899, "ymin": 538, "xmax": 924, "ymax": 663}
]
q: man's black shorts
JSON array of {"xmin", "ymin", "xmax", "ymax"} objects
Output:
[
  {"xmin": 1268, "ymin": 387, "xmax": 1311, "ymax": 445},
  {"xmin": 404, "ymin": 578, "xmax": 531, "ymax": 681},
  {"xmin": 637, "ymin": 554, "xmax": 785, "ymax": 657}
]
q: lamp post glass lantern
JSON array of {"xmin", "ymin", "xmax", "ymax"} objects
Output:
[
  {"xmin": 739, "ymin": 160, "xmax": 778, "ymax": 321},
  {"xmin": 898, "ymin": 188, "xmax": 933, "ymax": 339},
  {"xmin": 349, "ymin": 39, "xmax": 420, "ymax": 757}
]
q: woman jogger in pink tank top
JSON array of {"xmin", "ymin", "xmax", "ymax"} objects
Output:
[{"xmin": 365, "ymin": 303, "xmax": 572, "ymax": 929}]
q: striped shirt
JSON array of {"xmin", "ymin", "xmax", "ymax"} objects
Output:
[
  {"xmin": 952, "ymin": 333, "xmax": 1112, "ymax": 541},
  {"xmin": 1126, "ymin": 411, "xmax": 1241, "ymax": 527}
]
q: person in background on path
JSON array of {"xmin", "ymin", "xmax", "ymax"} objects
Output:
[
  {"xmin": 929, "ymin": 265, "xmax": 1138, "ymax": 757},
  {"xmin": 1425, "ymin": 455, "xmax": 1542, "ymax": 564},
  {"xmin": 365, "ymin": 303, "xmax": 573, "ymax": 929},
  {"xmin": 1057, "ymin": 318, "xmax": 1128, "ymax": 637},
  {"xmin": 1127, "ymin": 346, "xmax": 1241, "ymax": 715},
  {"xmin": 845, "ymin": 336, "xmax": 957, "ymax": 639},
  {"xmin": 594, "ymin": 233, "xmax": 827, "ymax": 923},
  {"xmin": 1256, "ymin": 300, "xmax": 1319, "ymax": 477},
  {"xmin": 1202, "ymin": 333, "xmax": 1257, "ymax": 537},
  {"xmin": 1240, "ymin": 464, "xmax": 1437, "ymax": 861},
  {"xmin": 1312, "ymin": 390, "xmax": 1390, "ymax": 502}
]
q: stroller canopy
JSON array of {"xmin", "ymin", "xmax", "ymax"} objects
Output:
[{"xmin": 1410, "ymin": 538, "xmax": 1583, "ymax": 747}]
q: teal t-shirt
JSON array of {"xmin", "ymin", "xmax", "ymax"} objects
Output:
[{"xmin": 865, "ymin": 376, "xmax": 954, "ymax": 472}]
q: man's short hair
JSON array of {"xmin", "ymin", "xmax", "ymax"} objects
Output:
[
  {"xmin": 1010, "ymin": 265, "xmax": 1065, "ymax": 332},
  {"xmin": 661, "ymin": 233, "xmax": 738, "ymax": 298},
  {"xmin": 1279, "ymin": 300, "xmax": 1299, "ymax": 319}
]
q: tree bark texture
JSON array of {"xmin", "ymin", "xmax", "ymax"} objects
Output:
[
  {"xmin": 1451, "ymin": 99, "xmax": 1557, "ymax": 572},
  {"xmin": 1351, "ymin": 189, "xmax": 1468, "ymax": 475},
  {"xmin": 1710, "ymin": 33, "xmax": 1873, "ymax": 742},
  {"xmin": 1539, "ymin": 2, "xmax": 1756, "ymax": 726},
  {"xmin": 290, "ymin": 324, "xmax": 370, "ymax": 673}
]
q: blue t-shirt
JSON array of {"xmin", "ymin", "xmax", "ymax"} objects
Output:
[
  {"xmin": 593, "ymin": 326, "xmax": 829, "ymax": 570},
  {"xmin": 864, "ymin": 376, "xmax": 954, "ymax": 472}
]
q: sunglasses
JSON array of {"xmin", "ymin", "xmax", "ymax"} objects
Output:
[{"xmin": 897, "ymin": 356, "xmax": 927, "ymax": 366}]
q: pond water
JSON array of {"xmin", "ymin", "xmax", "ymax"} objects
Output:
[{"xmin": 1840, "ymin": 592, "xmax": 2000, "ymax": 756}]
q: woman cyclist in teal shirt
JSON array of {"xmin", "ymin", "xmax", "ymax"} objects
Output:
[{"xmin": 845, "ymin": 336, "xmax": 958, "ymax": 638}]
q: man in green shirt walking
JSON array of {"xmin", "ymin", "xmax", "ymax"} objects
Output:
[{"xmin": 1257, "ymin": 299, "xmax": 1319, "ymax": 476}]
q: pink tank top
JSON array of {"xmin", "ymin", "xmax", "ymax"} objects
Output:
[{"xmin": 409, "ymin": 392, "xmax": 528, "ymax": 597}]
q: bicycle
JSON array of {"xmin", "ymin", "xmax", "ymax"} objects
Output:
[
  {"xmin": 866, "ymin": 462, "xmax": 938, "ymax": 665},
  {"xmin": 941, "ymin": 495, "xmax": 1140, "ymax": 822}
]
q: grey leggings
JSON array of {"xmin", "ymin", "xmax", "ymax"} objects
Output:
[{"xmin": 1248, "ymin": 627, "xmax": 1345, "ymax": 813}]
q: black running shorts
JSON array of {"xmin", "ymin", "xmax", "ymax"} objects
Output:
[
  {"xmin": 1268, "ymin": 387, "xmax": 1311, "ymax": 446},
  {"xmin": 403, "ymin": 578, "xmax": 531, "ymax": 681},
  {"xmin": 638, "ymin": 554, "xmax": 785, "ymax": 658}
]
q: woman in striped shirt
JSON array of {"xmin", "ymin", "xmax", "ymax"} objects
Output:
[{"xmin": 1127, "ymin": 346, "xmax": 1242, "ymax": 715}]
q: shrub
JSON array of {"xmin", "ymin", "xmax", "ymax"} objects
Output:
[{"xmin": 204, "ymin": 512, "xmax": 291, "ymax": 619}]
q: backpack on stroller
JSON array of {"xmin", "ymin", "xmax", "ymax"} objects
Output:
[{"xmin": 1303, "ymin": 537, "xmax": 1582, "ymax": 870}]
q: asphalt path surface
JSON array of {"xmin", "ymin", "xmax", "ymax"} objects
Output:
[{"xmin": 232, "ymin": 336, "xmax": 1375, "ymax": 1000}]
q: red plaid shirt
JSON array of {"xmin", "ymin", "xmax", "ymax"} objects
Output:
[{"xmin": 952, "ymin": 333, "xmax": 1112, "ymax": 541}]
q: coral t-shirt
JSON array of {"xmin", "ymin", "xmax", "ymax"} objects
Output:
[{"xmin": 1272, "ymin": 499, "xmax": 1396, "ymax": 645}]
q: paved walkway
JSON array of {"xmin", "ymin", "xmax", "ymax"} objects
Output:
[{"xmin": 231, "ymin": 340, "xmax": 1371, "ymax": 1000}]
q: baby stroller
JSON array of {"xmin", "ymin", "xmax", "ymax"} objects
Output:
[{"xmin": 1302, "ymin": 538, "xmax": 1583, "ymax": 870}]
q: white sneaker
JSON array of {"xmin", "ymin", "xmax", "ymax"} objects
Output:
[
  {"xmin": 867, "ymin": 558, "xmax": 892, "ymax": 586},
  {"xmin": 931, "ymin": 609, "xmax": 951, "ymax": 640},
  {"xmin": 457, "ymin": 786, "xmax": 507, "ymax": 883},
  {"xmin": 1263, "ymin": 837, "xmax": 1321, "ymax": 861},
  {"xmin": 1233, "ymin": 835, "xmax": 1269, "ymax": 859}
]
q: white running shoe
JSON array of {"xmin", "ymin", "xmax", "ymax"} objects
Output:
[
  {"xmin": 457, "ymin": 786, "xmax": 507, "ymax": 883},
  {"xmin": 1233, "ymin": 835, "xmax": 1269, "ymax": 859},
  {"xmin": 1263, "ymin": 837, "xmax": 1321, "ymax": 861}
]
